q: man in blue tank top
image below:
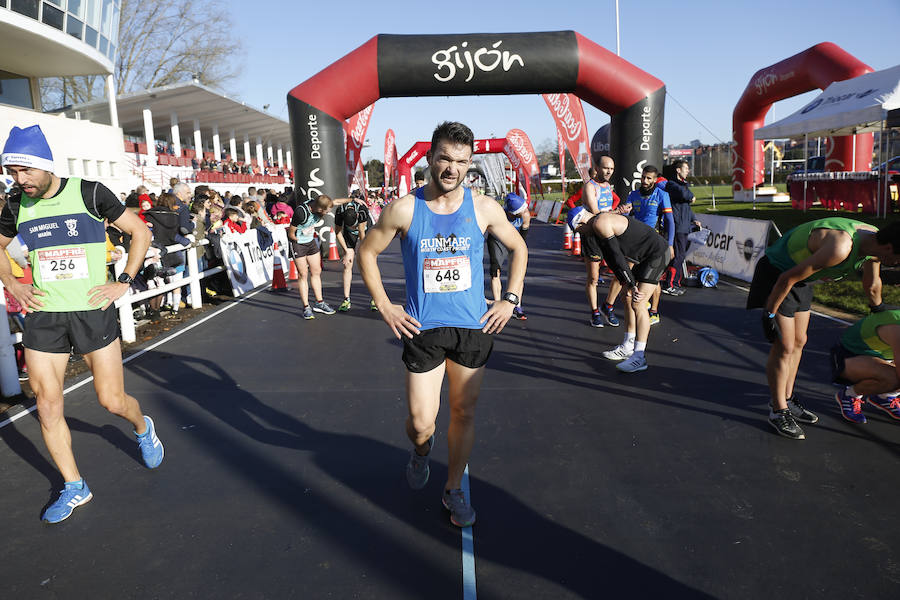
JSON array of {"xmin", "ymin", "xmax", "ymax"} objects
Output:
[{"xmin": 359, "ymin": 122, "xmax": 528, "ymax": 528}]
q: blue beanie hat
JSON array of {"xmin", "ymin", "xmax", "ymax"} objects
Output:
[
  {"xmin": 2, "ymin": 125, "xmax": 54, "ymax": 172},
  {"xmin": 504, "ymin": 193, "xmax": 527, "ymax": 215}
]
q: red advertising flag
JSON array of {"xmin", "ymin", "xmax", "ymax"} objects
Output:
[
  {"xmin": 383, "ymin": 129, "xmax": 395, "ymax": 196},
  {"xmin": 543, "ymin": 93, "xmax": 591, "ymax": 181},
  {"xmin": 557, "ymin": 127, "xmax": 567, "ymax": 195},
  {"xmin": 345, "ymin": 104, "xmax": 375, "ymax": 177},
  {"xmin": 506, "ymin": 129, "xmax": 542, "ymax": 198}
]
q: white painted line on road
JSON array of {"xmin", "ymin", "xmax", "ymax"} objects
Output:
[
  {"xmin": 461, "ymin": 464, "xmax": 477, "ymax": 600},
  {"xmin": 0, "ymin": 286, "xmax": 268, "ymax": 430}
]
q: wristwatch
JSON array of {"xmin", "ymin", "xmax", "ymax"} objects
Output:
[
  {"xmin": 117, "ymin": 272, "xmax": 134, "ymax": 285},
  {"xmin": 502, "ymin": 292, "xmax": 519, "ymax": 305}
]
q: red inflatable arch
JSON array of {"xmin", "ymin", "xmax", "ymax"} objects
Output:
[
  {"xmin": 287, "ymin": 32, "xmax": 665, "ymax": 204},
  {"xmin": 732, "ymin": 42, "xmax": 873, "ymax": 200}
]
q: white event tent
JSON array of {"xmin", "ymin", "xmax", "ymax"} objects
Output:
[{"xmin": 755, "ymin": 65, "xmax": 900, "ymax": 215}]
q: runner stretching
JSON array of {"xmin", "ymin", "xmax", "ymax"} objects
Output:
[
  {"xmin": 747, "ymin": 217, "xmax": 900, "ymax": 439},
  {"xmin": 358, "ymin": 121, "xmax": 527, "ymax": 527},
  {"xmin": 1, "ymin": 125, "xmax": 163, "ymax": 523}
]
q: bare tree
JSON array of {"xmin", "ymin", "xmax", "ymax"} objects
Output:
[{"xmin": 40, "ymin": 0, "xmax": 241, "ymax": 110}]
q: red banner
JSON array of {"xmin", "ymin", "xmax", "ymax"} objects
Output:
[
  {"xmin": 383, "ymin": 129, "xmax": 398, "ymax": 198},
  {"xmin": 506, "ymin": 129, "xmax": 541, "ymax": 198},
  {"xmin": 344, "ymin": 104, "xmax": 374, "ymax": 182},
  {"xmin": 557, "ymin": 127, "xmax": 566, "ymax": 195},
  {"xmin": 543, "ymin": 93, "xmax": 591, "ymax": 181}
]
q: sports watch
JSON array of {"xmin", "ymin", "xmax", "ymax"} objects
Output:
[
  {"xmin": 117, "ymin": 272, "xmax": 134, "ymax": 285},
  {"xmin": 502, "ymin": 292, "xmax": 519, "ymax": 305}
]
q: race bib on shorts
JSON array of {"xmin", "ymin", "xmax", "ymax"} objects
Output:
[
  {"xmin": 37, "ymin": 248, "xmax": 89, "ymax": 282},
  {"xmin": 423, "ymin": 256, "xmax": 471, "ymax": 293}
]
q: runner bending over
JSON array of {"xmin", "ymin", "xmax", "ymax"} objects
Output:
[
  {"xmin": 578, "ymin": 212, "xmax": 670, "ymax": 373},
  {"xmin": 487, "ymin": 192, "xmax": 530, "ymax": 320},
  {"xmin": 334, "ymin": 199, "xmax": 370, "ymax": 312},
  {"xmin": 747, "ymin": 217, "xmax": 900, "ymax": 439},
  {"xmin": 358, "ymin": 121, "xmax": 527, "ymax": 527}
]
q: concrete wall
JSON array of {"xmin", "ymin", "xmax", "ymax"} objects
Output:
[{"xmin": 1, "ymin": 104, "xmax": 133, "ymax": 193}]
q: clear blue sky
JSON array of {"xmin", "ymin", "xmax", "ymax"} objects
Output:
[{"xmin": 227, "ymin": 0, "xmax": 899, "ymax": 163}]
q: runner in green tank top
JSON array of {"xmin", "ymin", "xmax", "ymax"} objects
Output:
[
  {"xmin": 746, "ymin": 216, "xmax": 900, "ymax": 440},
  {"xmin": 0, "ymin": 125, "xmax": 162, "ymax": 524},
  {"xmin": 830, "ymin": 310, "xmax": 900, "ymax": 423}
]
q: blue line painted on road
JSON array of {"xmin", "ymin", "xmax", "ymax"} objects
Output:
[{"xmin": 461, "ymin": 465, "xmax": 477, "ymax": 600}]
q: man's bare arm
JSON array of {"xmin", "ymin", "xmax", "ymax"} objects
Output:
[
  {"xmin": 0, "ymin": 234, "xmax": 45, "ymax": 310},
  {"xmin": 765, "ymin": 232, "xmax": 851, "ymax": 314}
]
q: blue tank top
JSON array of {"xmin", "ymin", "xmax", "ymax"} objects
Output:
[
  {"xmin": 401, "ymin": 187, "xmax": 487, "ymax": 330},
  {"xmin": 588, "ymin": 180, "xmax": 616, "ymax": 212}
]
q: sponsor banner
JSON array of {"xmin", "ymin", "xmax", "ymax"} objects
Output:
[
  {"xmin": 668, "ymin": 149, "xmax": 693, "ymax": 157},
  {"xmin": 590, "ymin": 123, "xmax": 610, "ymax": 168},
  {"xmin": 685, "ymin": 214, "xmax": 771, "ymax": 282},
  {"xmin": 557, "ymin": 127, "xmax": 566, "ymax": 194},
  {"xmin": 505, "ymin": 129, "xmax": 541, "ymax": 197},
  {"xmin": 344, "ymin": 104, "xmax": 375, "ymax": 183},
  {"xmin": 383, "ymin": 129, "xmax": 398, "ymax": 196},
  {"xmin": 543, "ymin": 93, "xmax": 591, "ymax": 181},
  {"xmin": 287, "ymin": 98, "xmax": 347, "ymax": 204},
  {"xmin": 219, "ymin": 226, "xmax": 290, "ymax": 296},
  {"xmin": 535, "ymin": 200, "xmax": 554, "ymax": 222}
]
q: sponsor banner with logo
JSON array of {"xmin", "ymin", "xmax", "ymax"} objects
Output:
[
  {"xmin": 344, "ymin": 104, "xmax": 374, "ymax": 182},
  {"xmin": 505, "ymin": 129, "xmax": 541, "ymax": 198},
  {"xmin": 685, "ymin": 214, "xmax": 771, "ymax": 282},
  {"xmin": 219, "ymin": 226, "xmax": 290, "ymax": 296},
  {"xmin": 543, "ymin": 93, "xmax": 591, "ymax": 181}
]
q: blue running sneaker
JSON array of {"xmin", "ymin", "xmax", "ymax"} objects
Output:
[
  {"xmin": 302, "ymin": 306, "xmax": 315, "ymax": 320},
  {"xmin": 136, "ymin": 415, "xmax": 164, "ymax": 468},
  {"xmin": 602, "ymin": 304, "xmax": 619, "ymax": 327},
  {"xmin": 835, "ymin": 388, "xmax": 866, "ymax": 424},
  {"xmin": 312, "ymin": 300, "xmax": 335, "ymax": 315},
  {"xmin": 43, "ymin": 480, "xmax": 92, "ymax": 523},
  {"xmin": 442, "ymin": 488, "xmax": 476, "ymax": 527},
  {"xmin": 867, "ymin": 395, "xmax": 900, "ymax": 420},
  {"xmin": 590, "ymin": 311, "xmax": 604, "ymax": 328}
]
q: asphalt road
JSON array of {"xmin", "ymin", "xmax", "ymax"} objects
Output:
[{"xmin": 0, "ymin": 221, "xmax": 897, "ymax": 599}]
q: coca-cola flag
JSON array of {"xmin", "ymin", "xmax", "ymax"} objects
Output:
[
  {"xmin": 505, "ymin": 129, "xmax": 542, "ymax": 198},
  {"xmin": 383, "ymin": 129, "xmax": 398, "ymax": 198},
  {"xmin": 557, "ymin": 127, "xmax": 567, "ymax": 195},
  {"xmin": 344, "ymin": 104, "xmax": 375, "ymax": 180},
  {"xmin": 543, "ymin": 93, "xmax": 591, "ymax": 181}
]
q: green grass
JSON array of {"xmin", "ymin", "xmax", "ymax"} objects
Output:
[{"xmin": 813, "ymin": 281, "xmax": 900, "ymax": 316}]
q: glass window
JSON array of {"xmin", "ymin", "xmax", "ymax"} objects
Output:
[
  {"xmin": 66, "ymin": 15, "xmax": 83, "ymax": 39},
  {"xmin": 98, "ymin": 35, "xmax": 108, "ymax": 55},
  {"xmin": 85, "ymin": 0, "xmax": 100, "ymax": 29},
  {"xmin": 0, "ymin": 70, "xmax": 34, "ymax": 110},
  {"xmin": 100, "ymin": 0, "xmax": 112, "ymax": 38},
  {"xmin": 67, "ymin": 0, "xmax": 84, "ymax": 18},
  {"xmin": 84, "ymin": 25, "xmax": 98, "ymax": 47},
  {"xmin": 44, "ymin": 0, "xmax": 62, "ymax": 6},
  {"xmin": 109, "ymin": 1, "xmax": 119, "ymax": 45},
  {"xmin": 10, "ymin": 0, "xmax": 39, "ymax": 18},
  {"xmin": 106, "ymin": 42, "xmax": 115, "ymax": 60},
  {"xmin": 42, "ymin": 3, "xmax": 65, "ymax": 30}
]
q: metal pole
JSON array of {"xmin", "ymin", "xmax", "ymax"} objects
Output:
[
  {"xmin": 615, "ymin": 0, "xmax": 620, "ymax": 56},
  {"xmin": 803, "ymin": 133, "xmax": 809, "ymax": 212}
]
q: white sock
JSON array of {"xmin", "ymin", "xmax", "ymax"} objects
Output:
[
  {"xmin": 623, "ymin": 332, "xmax": 636, "ymax": 347},
  {"xmin": 634, "ymin": 341, "xmax": 647, "ymax": 352}
]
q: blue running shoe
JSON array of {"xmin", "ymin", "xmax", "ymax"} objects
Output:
[
  {"xmin": 136, "ymin": 415, "xmax": 164, "ymax": 468},
  {"xmin": 442, "ymin": 488, "xmax": 476, "ymax": 527},
  {"xmin": 406, "ymin": 435, "xmax": 434, "ymax": 490},
  {"xmin": 43, "ymin": 480, "xmax": 92, "ymax": 523},
  {"xmin": 867, "ymin": 395, "xmax": 900, "ymax": 420},
  {"xmin": 602, "ymin": 304, "xmax": 619, "ymax": 327},
  {"xmin": 835, "ymin": 388, "xmax": 866, "ymax": 424},
  {"xmin": 302, "ymin": 306, "xmax": 315, "ymax": 320},
  {"xmin": 590, "ymin": 312, "xmax": 604, "ymax": 328}
]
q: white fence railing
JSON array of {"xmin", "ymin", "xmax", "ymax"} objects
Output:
[{"xmin": 113, "ymin": 238, "xmax": 226, "ymax": 344}]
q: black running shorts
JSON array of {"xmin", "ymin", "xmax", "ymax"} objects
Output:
[
  {"xmin": 746, "ymin": 255, "xmax": 813, "ymax": 316},
  {"xmin": 24, "ymin": 309, "xmax": 119, "ymax": 354},
  {"xmin": 829, "ymin": 343, "xmax": 856, "ymax": 385},
  {"xmin": 402, "ymin": 327, "xmax": 494, "ymax": 373},
  {"xmin": 291, "ymin": 239, "xmax": 320, "ymax": 258},
  {"xmin": 632, "ymin": 252, "xmax": 668, "ymax": 284},
  {"xmin": 487, "ymin": 235, "xmax": 509, "ymax": 275}
]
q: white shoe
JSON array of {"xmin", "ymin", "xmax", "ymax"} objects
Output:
[
  {"xmin": 602, "ymin": 344, "xmax": 634, "ymax": 361},
  {"xmin": 617, "ymin": 353, "xmax": 648, "ymax": 373}
]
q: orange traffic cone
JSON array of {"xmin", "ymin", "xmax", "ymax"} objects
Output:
[
  {"xmin": 328, "ymin": 228, "xmax": 340, "ymax": 261},
  {"xmin": 563, "ymin": 226, "xmax": 573, "ymax": 250},
  {"xmin": 572, "ymin": 232, "xmax": 581, "ymax": 256},
  {"xmin": 288, "ymin": 259, "xmax": 298, "ymax": 281},
  {"xmin": 271, "ymin": 258, "xmax": 287, "ymax": 291}
]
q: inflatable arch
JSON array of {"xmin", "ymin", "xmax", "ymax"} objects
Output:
[
  {"xmin": 287, "ymin": 31, "xmax": 665, "ymax": 204},
  {"xmin": 732, "ymin": 42, "xmax": 873, "ymax": 200}
]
